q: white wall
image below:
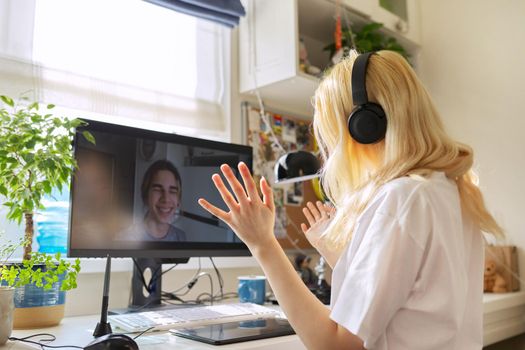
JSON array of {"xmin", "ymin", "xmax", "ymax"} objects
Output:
[{"xmin": 418, "ymin": 0, "xmax": 525, "ymax": 285}]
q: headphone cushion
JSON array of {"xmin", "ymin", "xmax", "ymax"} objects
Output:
[{"xmin": 348, "ymin": 103, "xmax": 387, "ymax": 144}]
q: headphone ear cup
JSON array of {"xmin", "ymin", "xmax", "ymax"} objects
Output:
[{"xmin": 347, "ymin": 103, "xmax": 387, "ymax": 144}]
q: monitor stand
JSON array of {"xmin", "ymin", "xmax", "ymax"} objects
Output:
[{"xmin": 109, "ymin": 257, "xmax": 190, "ymax": 315}]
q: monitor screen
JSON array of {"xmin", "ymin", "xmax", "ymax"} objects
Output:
[{"xmin": 68, "ymin": 120, "xmax": 252, "ymax": 258}]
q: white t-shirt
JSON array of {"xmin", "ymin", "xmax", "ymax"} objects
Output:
[{"xmin": 330, "ymin": 172, "xmax": 483, "ymax": 350}]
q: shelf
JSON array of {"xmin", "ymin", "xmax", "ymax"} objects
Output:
[
  {"xmin": 239, "ymin": 0, "xmax": 420, "ymax": 118},
  {"xmin": 243, "ymin": 71, "xmax": 319, "ymax": 117}
]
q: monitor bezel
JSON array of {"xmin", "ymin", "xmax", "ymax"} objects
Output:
[{"xmin": 68, "ymin": 119, "xmax": 252, "ymax": 259}]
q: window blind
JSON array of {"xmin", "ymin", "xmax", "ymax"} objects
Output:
[
  {"xmin": 144, "ymin": 0, "xmax": 245, "ymax": 28},
  {"xmin": 0, "ymin": 0, "xmax": 230, "ymax": 136}
]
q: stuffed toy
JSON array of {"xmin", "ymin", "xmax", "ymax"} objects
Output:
[{"xmin": 484, "ymin": 259, "xmax": 507, "ymax": 293}]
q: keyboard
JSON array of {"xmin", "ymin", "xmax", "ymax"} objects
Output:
[{"xmin": 109, "ymin": 302, "xmax": 281, "ymax": 332}]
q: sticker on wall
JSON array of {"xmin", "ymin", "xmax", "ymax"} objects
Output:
[
  {"xmin": 282, "ymin": 119, "xmax": 297, "ymax": 143},
  {"xmin": 272, "ymin": 114, "xmax": 282, "ymax": 134}
]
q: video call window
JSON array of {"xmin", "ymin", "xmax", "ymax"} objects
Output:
[{"xmin": 69, "ymin": 123, "xmax": 251, "ymax": 254}]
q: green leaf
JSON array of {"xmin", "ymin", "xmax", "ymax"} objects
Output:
[
  {"xmin": 82, "ymin": 131, "xmax": 96, "ymax": 145},
  {"xmin": 42, "ymin": 180, "xmax": 52, "ymax": 193},
  {"xmin": 0, "ymin": 95, "xmax": 14, "ymax": 107},
  {"xmin": 47, "ymin": 104, "xmax": 55, "ymax": 109}
]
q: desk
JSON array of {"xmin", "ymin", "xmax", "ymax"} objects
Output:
[
  {"xmin": 1, "ymin": 314, "xmax": 306, "ymax": 350},
  {"xmin": 3, "ymin": 292, "xmax": 525, "ymax": 349},
  {"xmin": 483, "ymin": 291, "xmax": 525, "ymax": 346}
]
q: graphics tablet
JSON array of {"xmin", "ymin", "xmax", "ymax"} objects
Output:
[{"xmin": 171, "ymin": 317, "xmax": 295, "ymax": 345}]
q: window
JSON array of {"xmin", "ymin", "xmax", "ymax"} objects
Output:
[
  {"xmin": 0, "ymin": 0, "xmax": 230, "ymax": 138},
  {"xmin": 0, "ymin": 0, "xmax": 231, "ymax": 255}
]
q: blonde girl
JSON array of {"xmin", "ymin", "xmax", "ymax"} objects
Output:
[{"xmin": 199, "ymin": 50, "xmax": 502, "ymax": 350}]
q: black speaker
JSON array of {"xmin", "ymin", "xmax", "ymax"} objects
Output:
[{"xmin": 347, "ymin": 52, "xmax": 387, "ymax": 144}]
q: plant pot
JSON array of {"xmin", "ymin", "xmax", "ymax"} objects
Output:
[
  {"xmin": 13, "ymin": 282, "xmax": 66, "ymax": 329},
  {"xmin": 0, "ymin": 286, "xmax": 15, "ymax": 345},
  {"xmin": 11, "ymin": 264, "xmax": 67, "ymax": 329}
]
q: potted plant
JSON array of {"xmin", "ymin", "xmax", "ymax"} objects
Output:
[
  {"xmin": 0, "ymin": 232, "xmax": 19, "ymax": 345},
  {"xmin": 0, "ymin": 283, "xmax": 14, "ymax": 345},
  {"xmin": 0, "ymin": 95, "xmax": 94, "ymax": 329},
  {"xmin": 323, "ymin": 22, "xmax": 410, "ymax": 64}
]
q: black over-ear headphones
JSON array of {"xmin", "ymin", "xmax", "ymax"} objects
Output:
[{"xmin": 347, "ymin": 52, "xmax": 387, "ymax": 144}]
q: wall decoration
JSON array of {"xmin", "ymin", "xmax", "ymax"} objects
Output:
[{"xmin": 243, "ymin": 103, "xmax": 317, "ymax": 250}]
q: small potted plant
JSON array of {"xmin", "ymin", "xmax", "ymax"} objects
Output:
[
  {"xmin": 323, "ymin": 22, "xmax": 410, "ymax": 64},
  {"xmin": 0, "ymin": 232, "xmax": 19, "ymax": 345},
  {"xmin": 0, "ymin": 95, "xmax": 94, "ymax": 329}
]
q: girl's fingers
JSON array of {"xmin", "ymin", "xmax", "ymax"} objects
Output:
[
  {"xmin": 220, "ymin": 164, "xmax": 249, "ymax": 205},
  {"xmin": 306, "ymin": 201, "xmax": 321, "ymax": 221},
  {"xmin": 211, "ymin": 174, "xmax": 239, "ymax": 210},
  {"xmin": 198, "ymin": 198, "xmax": 230, "ymax": 222},
  {"xmin": 238, "ymin": 162, "xmax": 260, "ymax": 203},
  {"xmin": 301, "ymin": 223, "xmax": 308, "ymax": 234},
  {"xmin": 260, "ymin": 176, "xmax": 274, "ymax": 211},
  {"xmin": 302, "ymin": 206, "xmax": 315, "ymax": 226},
  {"xmin": 316, "ymin": 201, "xmax": 327, "ymax": 219}
]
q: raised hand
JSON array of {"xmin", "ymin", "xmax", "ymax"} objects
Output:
[
  {"xmin": 301, "ymin": 201, "xmax": 340, "ymax": 268},
  {"xmin": 301, "ymin": 201, "xmax": 335, "ymax": 245},
  {"xmin": 198, "ymin": 162, "xmax": 276, "ymax": 250}
]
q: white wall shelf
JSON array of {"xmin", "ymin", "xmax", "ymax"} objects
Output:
[{"xmin": 239, "ymin": 0, "xmax": 420, "ymax": 117}]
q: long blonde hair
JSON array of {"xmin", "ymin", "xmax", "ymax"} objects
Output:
[{"xmin": 313, "ymin": 50, "xmax": 503, "ymax": 251}]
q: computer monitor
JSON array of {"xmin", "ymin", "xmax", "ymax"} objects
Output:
[{"xmin": 68, "ymin": 119, "xmax": 253, "ymax": 309}]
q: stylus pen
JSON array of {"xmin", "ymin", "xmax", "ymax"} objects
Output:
[{"xmin": 101, "ymin": 254, "xmax": 111, "ymax": 323}]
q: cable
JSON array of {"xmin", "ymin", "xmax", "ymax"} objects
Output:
[
  {"xmin": 132, "ymin": 258, "xmax": 152, "ymax": 293},
  {"xmin": 147, "ymin": 263, "xmax": 178, "ymax": 292},
  {"xmin": 162, "ymin": 270, "xmax": 216, "ymax": 305},
  {"xmin": 183, "ymin": 272, "xmax": 215, "ymax": 305},
  {"xmin": 163, "ymin": 258, "xmax": 203, "ymax": 296},
  {"xmin": 132, "ymin": 327, "xmax": 156, "ymax": 340},
  {"xmin": 147, "ymin": 265, "xmax": 163, "ymax": 292},
  {"xmin": 131, "ymin": 259, "xmax": 179, "ymax": 296},
  {"xmin": 209, "ymin": 257, "xmax": 224, "ymax": 300},
  {"xmin": 8, "ymin": 333, "xmax": 83, "ymax": 349},
  {"xmin": 129, "ymin": 257, "xmax": 228, "ymax": 309}
]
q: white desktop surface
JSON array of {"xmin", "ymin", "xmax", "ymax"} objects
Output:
[
  {"xmin": 2, "ymin": 313, "xmax": 306, "ymax": 350},
  {"xmin": 3, "ymin": 292, "xmax": 525, "ymax": 348}
]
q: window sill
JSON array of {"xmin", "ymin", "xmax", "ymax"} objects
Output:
[
  {"xmin": 76, "ymin": 256, "xmax": 260, "ymax": 274},
  {"xmin": 483, "ymin": 291, "xmax": 525, "ymax": 346}
]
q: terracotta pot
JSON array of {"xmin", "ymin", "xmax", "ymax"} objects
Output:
[{"xmin": 0, "ymin": 286, "xmax": 15, "ymax": 345}]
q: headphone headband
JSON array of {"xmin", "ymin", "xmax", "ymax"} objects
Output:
[
  {"xmin": 347, "ymin": 52, "xmax": 387, "ymax": 144},
  {"xmin": 351, "ymin": 52, "xmax": 374, "ymax": 106}
]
